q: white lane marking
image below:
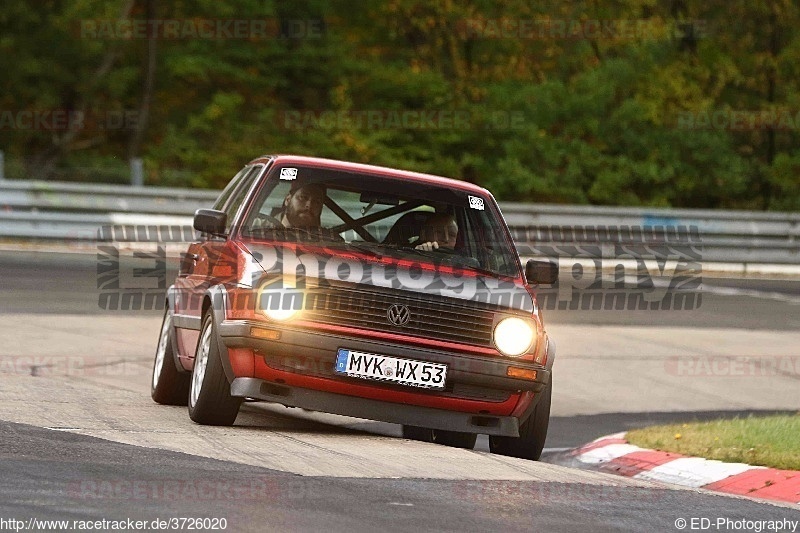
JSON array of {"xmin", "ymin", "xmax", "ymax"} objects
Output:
[
  {"xmin": 698, "ymin": 283, "xmax": 800, "ymax": 305},
  {"xmin": 577, "ymin": 444, "xmax": 645, "ymax": 465},
  {"xmin": 633, "ymin": 457, "xmax": 761, "ymax": 488}
]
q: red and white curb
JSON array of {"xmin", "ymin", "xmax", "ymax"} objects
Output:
[{"xmin": 571, "ymin": 432, "xmax": 800, "ymax": 506}]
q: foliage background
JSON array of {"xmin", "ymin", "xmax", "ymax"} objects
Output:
[{"xmin": 1, "ymin": 0, "xmax": 799, "ymax": 209}]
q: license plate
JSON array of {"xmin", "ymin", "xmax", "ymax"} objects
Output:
[{"xmin": 335, "ymin": 349, "xmax": 447, "ymax": 390}]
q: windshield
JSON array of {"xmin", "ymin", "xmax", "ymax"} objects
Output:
[{"xmin": 240, "ymin": 165, "xmax": 521, "ymax": 278}]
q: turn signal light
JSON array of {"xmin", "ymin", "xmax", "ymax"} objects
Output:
[
  {"xmin": 507, "ymin": 367, "xmax": 537, "ymax": 381},
  {"xmin": 250, "ymin": 327, "xmax": 281, "ymax": 340}
]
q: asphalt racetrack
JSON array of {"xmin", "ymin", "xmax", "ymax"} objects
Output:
[{"xmin": 1, "ymin": 250, "xmax": 798, "ymax": 532}]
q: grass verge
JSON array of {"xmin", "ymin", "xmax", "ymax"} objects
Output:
[{"xmin": 625, "ymin": 413, "xmax": 800, "ymax": 471}]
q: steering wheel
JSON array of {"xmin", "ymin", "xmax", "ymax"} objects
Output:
[{"xmin": 435, "ymin": 246, "xmax": 460, "ymax": 255}]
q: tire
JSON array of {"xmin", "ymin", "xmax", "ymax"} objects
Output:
[
  {"xmin": 151, "ymin": 308, "xmax": 190, "ymax": 405},
  {"xmin": 402, "ymin": 425, "xmax": 476, "ymax": 449},
  {"xmin": 489, "ymin": 377, "xmax": 552, "ymax": 460},
  {"xmin": 187, "ymin": 311, "xmax": 242, "ymax": 425}
]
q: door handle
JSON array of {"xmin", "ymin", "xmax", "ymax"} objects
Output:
[{"xmin": 179, "ymin": 253, "xmax": 199, "ymax": 276}]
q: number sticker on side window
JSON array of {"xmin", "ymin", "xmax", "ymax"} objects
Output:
[
  {"xmin": 280, "ymin": 168, "xmax": 298, "ymax": 180},
  {"xmin": 468, "ymin": 195, "xmax": 485, "ymax": 210}
]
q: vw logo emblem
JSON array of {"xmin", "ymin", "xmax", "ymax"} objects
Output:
[{"xmin": 386, "ymin": 304, "xmax": 411, "ymax": 327}]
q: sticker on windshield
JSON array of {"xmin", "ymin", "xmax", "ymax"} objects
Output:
[
  {"xmin": 280, "ymin": 168, "xmax": 298, "ymax": 180},
  {"xmin": 468, "ymin": 195, "xmax": 485, "ymax": 210}
]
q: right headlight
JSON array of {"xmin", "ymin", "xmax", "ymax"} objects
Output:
[{"xmin": 493, "ymin": 316, "xmax": 536, "ymax": 357}]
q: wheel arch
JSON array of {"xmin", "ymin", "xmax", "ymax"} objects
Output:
[
  {"xmin": 203, "ymin": 285, "xmax": 236, "ymax": 383},
  {"xmin": 545, "ymin": 336, "xmax": 556, "ymax": 371},
  {"xmin": 164, "ymin": 286, "xmax": 186, "ymax": 373}
]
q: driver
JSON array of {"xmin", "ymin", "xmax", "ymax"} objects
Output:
[
  {"xmin": 281, "ymin": 182, "xmax": 325, "ymax": 228},
  {"xmin": 415, "ymin": 213, "xmax": 458, "ymax": 251}
]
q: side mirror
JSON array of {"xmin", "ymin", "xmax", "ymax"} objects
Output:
[
  {"xmin": 193, "ymin": 208, "xmax": 227, "ymax": 236},
  {"xmin": 525, "ymin": 259, "xmax": 558, "ymax": 285}
]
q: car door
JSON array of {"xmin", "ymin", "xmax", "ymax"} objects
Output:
[{"xmin": 173, "ymin": 165, "xmax": 263, "ymax": 368}]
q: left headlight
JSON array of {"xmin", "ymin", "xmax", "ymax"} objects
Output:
[
  {"xmin": 258, "ymin": 287, "xmax": 303, "ymax": 321},
  {"xmin": 493, "ymin": 316, "xmax": 536, "ymax": 357}
]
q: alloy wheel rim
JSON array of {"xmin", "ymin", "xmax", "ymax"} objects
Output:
[
  {"xmin": 152, "ymin": 313, "xmax": 171, "ymax": 390},
  {"xmin": 190, "ymin": 322, "xmax": 211, "ymax": 407}
]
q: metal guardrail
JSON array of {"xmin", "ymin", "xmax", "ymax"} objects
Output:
[
  {"xmin": 0, "ymin": 180, "xmax": 209, "ymax": 240},
  {"xmin": 0, "ymin": 179, "xmax": 217, "ymax": 215},
  {"xmin": 500, "ymin": 202, "xmax": 800, "ymax": 265},
  {"xmin": 1, "ymin": 180, "xmax": 798, "ymax": 264}
]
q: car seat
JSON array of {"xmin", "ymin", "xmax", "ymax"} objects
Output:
[{"xmin": 382, "ymin": 211, "xmax": 434, "ymax": 246}]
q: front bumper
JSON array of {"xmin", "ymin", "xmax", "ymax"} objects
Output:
[
  {"xmin": 219, "ymin": 320, "xmax": 550, "ymax": 391},
  {"xmin": 230, "ymin": 377, "xmax": 523, "ymax": 437},
  {"xmin": 218, "ymin": 319, "xmax": 550, "ymax": 424}
]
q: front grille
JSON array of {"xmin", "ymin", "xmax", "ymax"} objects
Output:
[{"xmin": 298, "ymin": 285, "xmax": 497, "ymax": 347}]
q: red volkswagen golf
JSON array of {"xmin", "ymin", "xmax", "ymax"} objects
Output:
[{"xmin": 151, "ymin": 155, "xmax": 557, "ymax": 459}]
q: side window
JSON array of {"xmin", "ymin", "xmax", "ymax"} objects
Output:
[
  {"xmin": 250, "ymin": 180, "xmax": 292, "ymax": 222},
  {"xmin": 479, "ymin": 209, "xmax": 515, "ymax": 275},
  {"xmin": 223, "ymin": 165, "xmax": 262, "ymax": 232},
  {"xmin": 461, "ymin": 208, "xmax": 516, "ymax": 276},
  {"xmin": 213, "ymin": 167, "xmax": 249, "ymax": 211}
]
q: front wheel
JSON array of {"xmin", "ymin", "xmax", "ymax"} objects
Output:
[
  {"xmin": 188, "ymin": 311, "xmax": 242, "ymax": 425},
  {"xmin": 489, "ymin": 378, "xmax": 552, "ymax": 460},
  {"xmin": 151, "ymin": 308, "xmax": 190, "ymax": 405}
]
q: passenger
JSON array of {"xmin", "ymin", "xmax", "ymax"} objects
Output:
[{"xmin": 415, "ymin": 213, "xmax": 458, "ymax": 251}]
